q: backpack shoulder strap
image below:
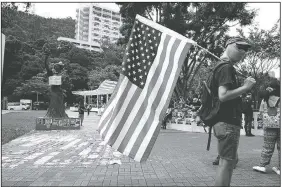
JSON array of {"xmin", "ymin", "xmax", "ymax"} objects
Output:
[
  {"xmin": 275, "ymin": 98, "xmax": 280, "ymax": 107},
  {"xmin": 210, "ymin": 61, "xmax": 230, "ymax": 93},
  {"xmin": 206, "ymin": 126, "xmax": 212, "ymax": 151}
]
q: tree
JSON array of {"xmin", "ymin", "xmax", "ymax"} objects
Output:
[
  {"xmin": 117, "ymin": 2, "xmax": 256, "ymax": 100},
  {"xmin": 88, "ymin": 65, "xmax": 121, "ymax": 90},
  {"xmin": 235, "ymin": 21, "xmax": 280, "ymax": 109},
  {"xmin": 13, "ymin": 73, "xmax": 49, "ymax": 102},
  {"xmin": 236, "ymin": 21, "xmax": 280, "ymax": 79}
]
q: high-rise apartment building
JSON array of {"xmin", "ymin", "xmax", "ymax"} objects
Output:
[{"xmin": 75, "ymin": 3, "xmax": 123, "ymax": 44}]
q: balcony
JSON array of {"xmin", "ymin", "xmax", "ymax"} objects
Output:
[
  {"xmin": 103, "ymin": 15, "xmax": 111, "ymax": 19},
  {"xmin": 93, "ymin": 6, "xmax": 102, "ymax": 12},
  {"xmin": 112, "ymin": 17, "xmax": 120, "ymax": 22}
]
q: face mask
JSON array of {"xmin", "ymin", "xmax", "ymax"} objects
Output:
[{"xmin": 226, "ymin": 43, "xmax": 246, "ymax": 62}]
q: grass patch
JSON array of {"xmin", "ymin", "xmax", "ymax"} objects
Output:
[{"xmin": 2, "ymin": 111, "xmax": 47, "ymax": 144}]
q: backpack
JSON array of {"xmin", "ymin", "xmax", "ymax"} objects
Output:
[
  {"xmin": 198, "ymin": 61, "xmax": 230, "ymax": 151},
  {"xmin": 267, "ymin": 98, "xmax": 280, "ymax": 116}
]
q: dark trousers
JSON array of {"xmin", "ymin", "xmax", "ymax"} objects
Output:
[{"xmin": 243, "ymin": 111, "xmax": 253, "ymax": 135}]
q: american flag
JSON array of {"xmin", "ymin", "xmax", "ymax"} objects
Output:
[{"xmin": 98, "ymin": 15, "xmax": 194, "ymax": 162}]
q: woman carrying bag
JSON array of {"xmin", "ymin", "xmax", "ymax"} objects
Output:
[{"xmin": 253, "ymin": 81, "xmax": 280, "ymax": 175}]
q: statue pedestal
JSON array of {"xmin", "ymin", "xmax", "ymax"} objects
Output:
[{"xmin": 36, "ymin": 117, "xmax": 81, "ymax": 130}]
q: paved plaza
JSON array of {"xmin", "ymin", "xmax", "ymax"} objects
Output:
[{"xmin": 2, "ymin": 111, "xmax": 280, "ymax": 186}]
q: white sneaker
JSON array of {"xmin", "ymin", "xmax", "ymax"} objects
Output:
[
  {"xmin": 253, "ymin": 166, "xmax": 266, "ymax": 173},
  {"xmin": 272, "ymin": 167, "xmax": 280, "ymax": 175}
]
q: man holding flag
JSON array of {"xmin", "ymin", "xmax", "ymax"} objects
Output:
[
  {"xmin": 97, "ymin": 15, "xmax": 194, "ymax": 162},
  {"xmin": 212, "ymin": 37, "xmax": 255, "ymax": 186}
]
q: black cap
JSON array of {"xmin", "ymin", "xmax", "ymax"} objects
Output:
[{"xmin": 225, "ymin": 37, "xmax": 251, "ymax": 48}]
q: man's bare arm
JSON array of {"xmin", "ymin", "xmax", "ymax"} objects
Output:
[{"xmin": 218, "ymin": 77, "xmax": 256, "ymax": 102}]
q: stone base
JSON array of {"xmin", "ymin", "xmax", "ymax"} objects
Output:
[{"xmin": 36, "ymin": 117, "xmax": 81, "ymax": 130}]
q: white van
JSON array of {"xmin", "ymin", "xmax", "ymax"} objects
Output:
[{"xmin": 7, "ymin": 102, "xmax": 28, "ymax": 110}]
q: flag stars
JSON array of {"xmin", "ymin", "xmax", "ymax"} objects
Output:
[{"xmin": 123, "ymin": 24, "xmax": 161, "ymax": 88}]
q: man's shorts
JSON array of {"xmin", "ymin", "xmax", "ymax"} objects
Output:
[{"xmin": 213, "ymin": 122, "xmax": 241, "ymax": 161}]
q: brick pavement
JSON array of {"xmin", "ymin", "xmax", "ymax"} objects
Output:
[{"xmin": 2, "ymin": 111, "xmax": 280, "ymax": 186}]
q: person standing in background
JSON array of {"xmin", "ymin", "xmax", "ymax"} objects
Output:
[{"xmin": 242, "ymin": 92, "xmax": 255, "ymax": 136}]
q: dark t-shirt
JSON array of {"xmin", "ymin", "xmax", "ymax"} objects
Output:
[
  {"xmin": 78, "ymin": 106, "xmax": 85, "ymax": 114},
  {"xmin": 213, "ymin": 62, "xmax": 242, "ymax": 127}
]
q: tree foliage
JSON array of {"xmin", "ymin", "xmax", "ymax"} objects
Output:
[
  {"xmin": 236, "ymin": 21, "xmax": 280, "ymax": 78},
  {"xmin": 235, "ymin": 21, "xmax": 280, "ymax": 109},
  {"xmin": 2, "ymin": 6, "xmax": 124, "ymax": 104},
  {"xmin": 117, "ymin": 2, "xmax": 257, "ymax": 99}
]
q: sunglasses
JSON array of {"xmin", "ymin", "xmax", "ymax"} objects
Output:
[{"xmin": 236, "ymin": 43, "xmax": 250, "ymax": 52}]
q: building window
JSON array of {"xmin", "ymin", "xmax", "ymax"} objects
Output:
[
  {"xmin": 93, "ymin": 6, "xmax": 102, "ymax": 11},
  {"xmin": 94, "ymin": 33, "xmax": 100, "ymax": 37},
  {"xmin": 102, "ymin": 14, "xmax": 111, "ymax": 19},
  {"xmin": 93, "ymin": 39, "xmax": 100, "ymax": 43},
  {"xmin": 113, "ymin": 26, "xmax": 119, "ymax": 31},
  {"xmin": 112, "ymin": 21, "xmax": 119, "ymax": 25},
  {"xmin": 93, "ymin": 12, "xmax": 101, "ymax": 17},
  {"xmin": 82, "ymin": 44, "xmax": 90, "ymax": 47},
  {"xmin": 112, "ymin": 17, "xmax": 120, "ymax": 22},
  {"xmin": 103, "ymin": 9, "xmax": 111, "ymax": 14},
  {"xmin": 104, "ymin": 25, "xmax": 110, "ymax": 29},
  {"xmin": 94, "ymin": 17, "xmax": 101, "ymax": 22},
  {"xmin": 103, "ymin": 30, "xmax": 110, "ymax": 34},
  {"xmin": 112, "ymin": 12, "xmax": 120, "ymax": 17}
]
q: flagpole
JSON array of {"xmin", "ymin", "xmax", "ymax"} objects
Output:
[
  {"xmin": 194, "ymin": 43, "xmax": 222, "ymax": 61},
  {"xmin": 193, "ymin": 43, "xmax": 248, "ymax": 78}
]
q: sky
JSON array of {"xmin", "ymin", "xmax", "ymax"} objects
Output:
[
  {"xmin": 31, "ymin": 2, "xmax": 280, "ymax": 33},
  {"xmin": 22, "ymin": 2, "xmax": 280, "ymax": 77}
]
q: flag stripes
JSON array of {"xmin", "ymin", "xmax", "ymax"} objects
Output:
[
  {"xmin": 135, "ymin": 41, "xmax": 191, "ymax": 161},
  {"xmin": 98, "ymin": 15, "xmax": 193, "ymax": 162}
]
